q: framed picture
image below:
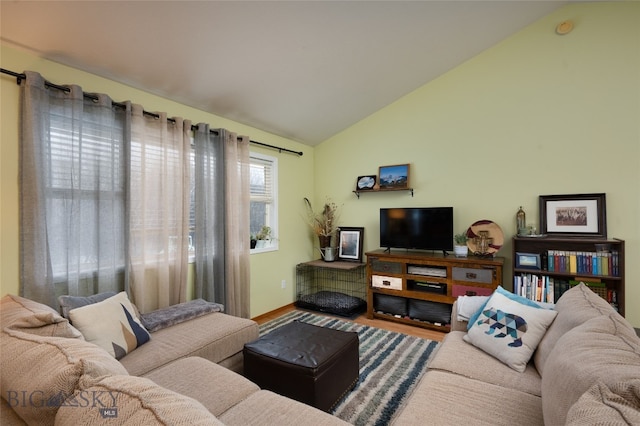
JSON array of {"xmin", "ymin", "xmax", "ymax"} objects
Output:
[
  {"xmin": 378, "ymin": 164, "xmax": 410, "ymax": 189},
  {"xmin": 515, "ymin": 252, "xmax": 541, "ymax": 270},
  {"xmin": 539, "ymin": 193, "xmax": 607, "ymax": 238},
  {"xmin": 355, "ymin": 175, "xmax": 376, "ymax": 191},
  {"xmin": 337, "ymin": 227, "xmax": 364, "ymax": 262}
]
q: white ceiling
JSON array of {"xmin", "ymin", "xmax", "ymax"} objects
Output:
[{"xmin": 1, "ymin": 1, "xmax": 572, "ymax": 146}]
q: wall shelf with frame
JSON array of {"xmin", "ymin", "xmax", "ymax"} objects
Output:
[
  {"xmin": 353, "ymin": 187, "xmax": 414, "ymax": 199},
  {"xmin": 512, "ymin": 236, "xmax": 625, "ymax": 316}
]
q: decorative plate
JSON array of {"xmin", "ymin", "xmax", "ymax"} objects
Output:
[
  {"xmin": 356, "ymin": 175, "xmax": 376, "ymax": 190},
  {"xmin": 466, "ymin": 220, "xmax": 504, "ymax": 255}
]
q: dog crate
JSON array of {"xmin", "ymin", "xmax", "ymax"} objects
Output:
[{"xmin": 295, "ymin": 260, "xmax": 367, "ymax": 317}]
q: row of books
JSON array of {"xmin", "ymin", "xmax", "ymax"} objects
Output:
[
  {"xmin": 544, "ymin": 250, "xmax": 620, "ymax": 276},
  {"xmin": 513, "ymin": 274, "xmax": 618, "ymax": 310}
]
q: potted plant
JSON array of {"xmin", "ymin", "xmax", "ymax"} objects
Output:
[
  {"xmin": 250, "ymin": 234, "xmax": 257, "ymax": 249},
  {"xmin": 454, "ymin": 232, "xmax": 469, "ymax": 257},
  {"xmin": 255, "ymin": 226, "xmax": 271, "ymax": 249},
  {"xmin": 303, "ymin": 197, "xmax": 340, "ymax": 249}
]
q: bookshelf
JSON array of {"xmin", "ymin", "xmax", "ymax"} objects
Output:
[{"xmin": 512, "ymin": 236, "xmax": 625, "ymax": 316}]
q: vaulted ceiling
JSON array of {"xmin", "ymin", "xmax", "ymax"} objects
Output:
[{"xmin": 1, "ymin": 1, "xmax": 573, "ymax": 145}]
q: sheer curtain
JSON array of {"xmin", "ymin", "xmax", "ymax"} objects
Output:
[
  {"xmin": 20, "ymin": 71, "xmax": 128, "ymax": 308},
  {"xmin": 128, "ymin": 107, "xmax": 191, "ymax": 313},
  {"xmin": 194, "ymin": 126, "xmax": 250, "ymax": 318},
  {"xmin": 224, "ymin": 132, "xmax": 251, "ymax": 318},
  {"xmin": 19, "ymin": 70, "xmax": 246, "ymax": 316}
]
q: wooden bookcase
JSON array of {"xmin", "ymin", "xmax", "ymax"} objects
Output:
[
  {"xmin": 365, "ymin": 250, "xmax": 504, "ymax": 332},
  {"xmin": 512, "ymin": 236, "xmax": 625, "ymax": 316}
]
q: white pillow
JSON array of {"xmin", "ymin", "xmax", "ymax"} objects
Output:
[
  {"xmin": 463, "ymin": 290, "xmax": 557, "ymax": 372},
  {"xmin": 69, "ymin": 292, "xmax": 150, "ymax": 359}
]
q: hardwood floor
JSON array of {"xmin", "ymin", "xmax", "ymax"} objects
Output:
[{"xmin": 252, "ymin": 304, "xmax": 445, "ymax": 342}]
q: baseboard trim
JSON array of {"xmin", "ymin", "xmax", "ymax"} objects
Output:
[{"xmin": 251, "ymin": 303, "xmax": 296, "ymax": 323}]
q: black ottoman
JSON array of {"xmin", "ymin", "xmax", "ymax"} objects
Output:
[{"xmin": 243, "ymin": 320, "xmax": 359, "ymax": 412}]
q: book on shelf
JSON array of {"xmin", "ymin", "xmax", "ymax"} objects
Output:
[
  {"xmin": 544, "ymin": 250, "xmax": 619, "ymax": 277},
  {"xmin": 514, "ymin": 274, "xmax": 564, "ymax": 304},
  {"xmin": 513, "ymin": 273, "xmax": 617, "ymax": 308}
]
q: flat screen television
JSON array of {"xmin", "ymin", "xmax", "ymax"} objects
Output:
[{"xmin": 380, "ymin": 207, "xmax": 454, "ymax": 252}]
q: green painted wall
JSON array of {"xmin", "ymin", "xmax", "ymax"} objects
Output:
[
  {"xmin": 2, "ymin": 2, "xmax": 639, "ymax": 326},
  {"xmin": 314, "ymin": 3, "xmax": 640, "ymax": 327}
]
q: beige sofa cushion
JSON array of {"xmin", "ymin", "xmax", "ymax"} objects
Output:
[
  {"xmin": 119, "ymin": 312, "xmax": 258, "ymax": 376},
  {"xmin": 143, "ymin": 356, "xmax": 259, "ymax": 416},
  {"xmin": 219, "ymin": 389, "xmax": 349, "ymax": 425},
  {"xmin": 0, "ymin": 294, "xmax": 82, "ymax": 339},
  {"xmin": 55, "ymin": 374, "xmax": 223, "ymax": 425},
  {"xmin": 428, "ymin": 331, "xmax": 542, "ymax": 397},
  {"xmin": 541, "ymin": 312, "xmax": 640, "ymax": 426},
  {"xmin": 565, "ymin": 380, "xmax": 640, "ymax": 425},
  {"xmin": 0, "ymin": 328, "xmax": 128, "ymax": 424},
  {"xmin": 392, "ymin": 370, "xmax": 544, "ymax": 426},
  {"xmin": 534, "ymin": 283, "xmax": 614, "ymax": 375}
]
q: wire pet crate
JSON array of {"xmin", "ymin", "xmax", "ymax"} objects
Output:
[{"xmin": 295, "ymin": 260, "xmax": 367, "ymax": 317}]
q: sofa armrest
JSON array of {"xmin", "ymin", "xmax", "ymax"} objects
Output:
[{"xmin": 450, "ymin": 301, "xmax": 469, "ymax": 332}]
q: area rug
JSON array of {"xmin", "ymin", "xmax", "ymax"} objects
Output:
[{"xmin": 259, "ymin": 310, "xmax": 440, "ymax": 426}]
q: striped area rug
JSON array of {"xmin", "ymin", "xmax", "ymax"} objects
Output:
[{"xmin": 258, "ymin": 310, "xmax": 440, "ymax": 425}]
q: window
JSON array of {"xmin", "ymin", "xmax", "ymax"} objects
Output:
[
  {"xmin": 47, "ymin": 104, "xmax": 127, "ymax": 281},
  {"xmin": 250, "ymin": 152, "xmax": 278, "ymax": 252}
]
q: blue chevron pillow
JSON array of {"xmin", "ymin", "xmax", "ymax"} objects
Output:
[{"xmin": 69, "ymin": 291, "xmax": 150, "ymax": 360}]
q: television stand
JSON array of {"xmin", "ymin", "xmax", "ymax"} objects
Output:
[{"xmin": 366, "ymin": 249, "xmax": 504, "ymax": 332}]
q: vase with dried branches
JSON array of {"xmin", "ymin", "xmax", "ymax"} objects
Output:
[{"xmin": 303, "ymin": 197, "xmax": 340, "ymax": 249}]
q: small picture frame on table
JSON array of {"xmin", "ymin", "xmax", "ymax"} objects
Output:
[
  {"xmin": 337, "ymin": 227, "xmax": 364, "ymax": 262},
  {"xmin": 515, "ymin": 252, "xmax": 541, "ymax": 270},
  {"xmin": 539, "ymin": 193, "xmax": 607, "ymax": 238},
  {"xmin": 378, "ymin": 164, "xmax": 409, "ymax": 189}
]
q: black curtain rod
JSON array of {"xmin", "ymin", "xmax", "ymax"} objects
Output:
[{"xmin": 1, "ymin": 68, "xmax": 304, "ymax": 157}]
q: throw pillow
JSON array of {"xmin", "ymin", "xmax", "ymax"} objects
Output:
[
  {"xmin": 533, "ymin": 282, "xmax": 616, "ymax": 376},
  {"xmin": 466, "ymin": 286, "xmax": 554, "ymax": 331},
  {"xmin": 463, "ymin": 289, "xmax": 558, "ymax": 372},
  {"xmin": 0, "ymin": 327, "xmax": 128, "ymax": 424},
  {"xmin": 565, "ymin": 380, "xmax": 640, "ymax": 425},
  {"xmin": 140, "ymin": 299, "xmax": 223, "ymax": 333},
  {"xmin": 1, "ymin": 294, "xmax": 82, "ymax": 339},
  {"xmin": 69, "ymin": 292, "xmax": 150, "ymax": 359},
  {"xmin": 541, "ymin": 313, "xmax": 640, "ymax": 425},
  {"xmin": 58, "ymin": 291, "xmax": 118, "ymax": 319}
]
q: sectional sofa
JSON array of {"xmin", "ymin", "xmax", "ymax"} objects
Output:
[
  {"xmin": 2, "ymin": 283, "xmax": 639, "ymax": 425},
  {"xmin": 393, "ymin": 283, "xmax": 640, "ymax": 425},
  {"xmin": 0, "ymin": 294, "xmax": 348, "ymax": 425}
]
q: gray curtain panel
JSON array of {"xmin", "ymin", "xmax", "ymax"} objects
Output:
[
  {"xmin": 193, "ymin": 124, "xmax": 226, "ymax": 307},
  {"xmin": 20, "ymin": 71, "xmax": 129, "ymax": 308}
]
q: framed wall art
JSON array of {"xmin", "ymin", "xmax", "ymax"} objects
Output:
[
  {"xmin": 337, "ymin": 227, "xmax": 364, "ymax": 262},
  {"xmin": 539, "ymin": 193, "xmax": 607, "ymax": 238},
  {"xmin": 378, "ymin": 164, "xmax": 409, "ymax": 189},
  {"xmin": 355, "ymin": 175, "xmax": 376, "ymax": 191}
]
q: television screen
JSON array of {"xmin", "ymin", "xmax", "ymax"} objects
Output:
[{"xmin": 380, "ymin": 207, "xmax": 454, "ymax": 252}]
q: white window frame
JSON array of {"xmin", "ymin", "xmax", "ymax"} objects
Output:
[{"xmin": 250, "ymin": 152, "xmax": 278, "ymax": 254}]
